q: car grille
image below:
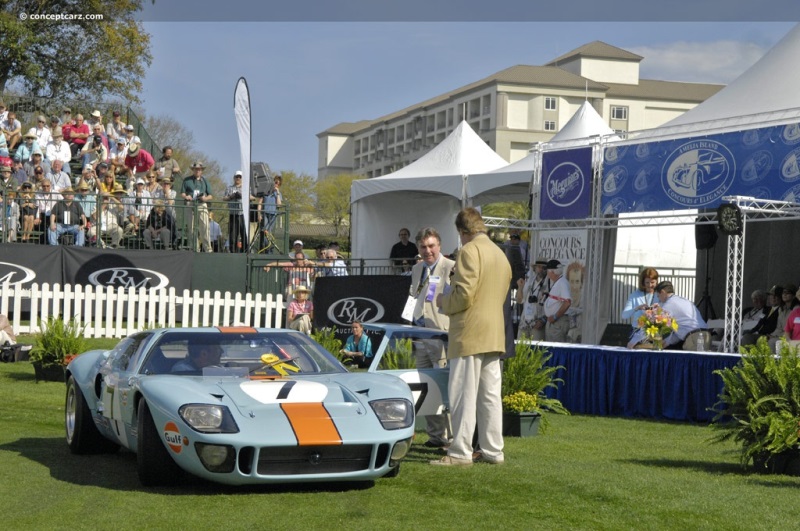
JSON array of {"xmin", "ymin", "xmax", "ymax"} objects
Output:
[{"xmin": 256, "ymin": 444, "xmax": 374, "ymax": 475}]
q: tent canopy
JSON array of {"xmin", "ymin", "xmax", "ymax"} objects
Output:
[
  {"xmin": 350, "ymin": 120, "xmax": 507, "ymax": 203},
  {"xmin": 350, "ymin": 121, "xmax": 507, "ymax": 259},
  {"xmin": 468, "ymin": 101, "xmax": 615, "ymax": 205}
]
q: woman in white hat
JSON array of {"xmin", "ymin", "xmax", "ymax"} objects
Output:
[
  {"xmin": 15, "ymin": 129, "xmax": 41, "ymax": 163},
  {"xmin": 287, "ymin": 285, "xmax": 314, "ymax": 334}
]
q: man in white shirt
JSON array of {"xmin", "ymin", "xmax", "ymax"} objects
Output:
[
  {"xmin": 33, "ymin": 115, "xmax": 52, "ymax": 146},
  {"xmin": 46, "ymin": 127, "xmax": 72, "ymax": 176},
  {"xmin": 46, "ymin": 160, "xmax": 72, "ymax": 193}
]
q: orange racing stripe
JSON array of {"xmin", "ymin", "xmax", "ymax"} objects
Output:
[
  {"xmin": 280, "ymin": 403, "xmax": 342, "ymax": 446},
  {"xmin": 216, "ymin": 326, "xmax": 257, "ymax": 334}
]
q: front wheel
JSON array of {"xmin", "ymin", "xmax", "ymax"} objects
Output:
[
  {"xmin": 137, "ymin": 399, "xmax": 183, "ymax": 486},
  {"xmin": 65, "ymin": 376, "xmax": 119, "ymax": 454}
]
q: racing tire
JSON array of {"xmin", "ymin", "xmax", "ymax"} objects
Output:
[
  {"xmin": 65, "ymin": 376, "xmax": 119, "ymax": 455},
  {"xmin": 137, "ymin": 399, "xmax": 182, "ymax": 487}
]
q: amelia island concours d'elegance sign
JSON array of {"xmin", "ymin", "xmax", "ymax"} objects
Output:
[{"xmin": 601, "ymin": 121, "xmax": 800, "ymax": 214}]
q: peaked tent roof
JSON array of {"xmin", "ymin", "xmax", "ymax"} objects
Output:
[
  {"xmin": 350, "ymin": 120, "xmax": 508, "ymax": 203},
  {"xmin": 624, "ymin": 24, "xmax": 800, "ymax": 142},
  {"xmin": 468, "ymin": 102, "xmax": 615, "ymax": 204}
]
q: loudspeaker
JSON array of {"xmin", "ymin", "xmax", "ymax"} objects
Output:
[
  {"xmin": 695, "ymin": 223, "xmax": 718, "ymax": 250},
  {"xmin": 251, "ymin": 173, "xmax": 274, "ymax": 197}
]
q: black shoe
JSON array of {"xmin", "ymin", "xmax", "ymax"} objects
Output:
[{"xmin": 423, "ymin": 440, "xmax": 448, "ymax": 448}]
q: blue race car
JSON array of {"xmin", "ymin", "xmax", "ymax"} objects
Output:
[{"xmin": 64, "ymin": 327, "xmax": 414, "ymax": 486}]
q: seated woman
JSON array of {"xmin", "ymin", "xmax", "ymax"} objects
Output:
[
  {"xmin": 339, "ymin": 320, "xmax": 374, "ymax": 368},
  {"xmin": 621, "ymin": 267, "xmax": 659, "ymax": 330},
  {"xmin": 286, "ymin": 285, "xmax": 313, "ymax": 334}
]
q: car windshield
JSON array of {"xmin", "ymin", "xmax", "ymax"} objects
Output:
[{"xmin": 140, "ymin": 331, "xmax": 346, "ymax": 376}]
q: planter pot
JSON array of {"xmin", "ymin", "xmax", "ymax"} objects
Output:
[
  {"xmin": 32, "ymin": 361, "xmax": 66, "ymax": 383},
  {"xmin": 502, "ymin": 412, "xmax": 541, "ymax": 437},
  {"xmin": 752, "ymin": 450, "xmax": 800, "ymax": 475}
]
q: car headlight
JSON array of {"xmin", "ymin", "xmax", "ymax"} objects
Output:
[
  {"xmin": 179, "ymin": 404, "xmax": 239, "ymax": 433},
  {"xmin": 369, "ymin": 399, "xmax": 414, "ymax": 430}
]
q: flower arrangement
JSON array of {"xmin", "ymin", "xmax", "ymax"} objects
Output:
[
  {"xmin": 636, "ymin": 306, "xmax": 679, "ymax": 340},
  {"xmin": 30, "ymin": 316, "xmax": 88, "ymax": 368},
  {"xmin": 502, "ymin": 391, "xmax": 539, "ymax": 414}
]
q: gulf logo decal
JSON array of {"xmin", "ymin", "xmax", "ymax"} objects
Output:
[{"xmin": 163, "ymin": 421, "xmax": 183, "ymax": 453}]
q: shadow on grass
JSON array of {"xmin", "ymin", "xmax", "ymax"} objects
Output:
[
  {"xmin": 0, "ymin": 436, "xmax": 377, "ymax": 494},
  {"xmin": 622, "ymin": 457, "xmax": 745, "ymax": 476}
]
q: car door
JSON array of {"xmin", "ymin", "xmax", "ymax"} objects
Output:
[{"xmin": 98, "ymin": 333, "xmax": 153, "ymax": 447}]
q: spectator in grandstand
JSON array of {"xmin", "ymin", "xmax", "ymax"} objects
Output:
[
  {"xmin": 0, "ymin": 101, "xmax": 7, "ymax": 123},
  {"xmin": 261, "ymin": 173, "xmax": 282, "ymax": 233},
  {"xmin": 74, "ymin": 180, "xmax": 97, "ymax": 221},
  {"xmin": 88, "ymin": 193, "xmax": 123, "ymax": 249},
  {"xmin": 143, "ymin": 200, "xmax": 176, "ymax": 250},
  {"xmin": 125, "ymin": 139, "xmax": 154, "ymax": 180},
  {"xmin": 0, "ymin": 188, "xmax": 19, "ymax": 242},
  {"xmin": 46, "ymin": 127, "xmax": 72, "ymax": 176},
  {"xmin": 97, "ymin": 164, "xmax": 116, "ymax": 194},
  {"xmin": 49, "ymin": 187, "xmax": 85, "ymax": 246},
  {"xmin": 224, "ymin": 170, "xmax": 249, "ymax": 253},
  {"xmin": 88, "ymin": 109, "xmax": 104, "ymax": 130},
  {"xmin": 155, "ymin": 176, "xmax": 176, "ymax": 219},
  {"xmin": 1, "ymin": 110, "xmax": 21, "ymax": 151},
  {"xmin": 46, "ymin": 160, "xmax": 71, "ymax": 193},
  {"xmin": 322, "ymin": 248, "xmax": 349, "ymax": 276},
  {"xmin": 0, "ymin": 164, "xmax": 18, "ymax": 193},
  {"xmin": 143, "ymin": 170, "xmax": 160, "ymax": 196},
  {"xmin": 81, "ymin": 134, "xmax": 109, "ymax": 169},
  {"xmin": 11, "ymin": 156, "xmax": 26, "ymax": 185},
  {"xmin": 33, "ymin": 115, "xmax": 52, "ymax": 146},
  {"xmin": 106, "ymin": 110, "xmax": 126, "ymax": 142},
  {"xmin": 110, "ymin": 137, "xmax": 127, "ymax": 172},
  {"xmin": 16, "ymin": 130, "xmax": 41, "ymax": 163},
  {"xmin": 181, "ymin": 161, "xmax": 213, "ymax": 252},
  {"xmin": 90, "ymin": 122, "xmax": 110, "ymax": 152},
  {"xmin": 19, "ymin": 182, "xmax": 37, "ymax": 242},
  {"xmin": 68, "ymin": 114, "xmax": 90, "ymax": 157},
  {"xmin": 123, "ymin": 124, "xmax": 136, "ymax": 144},
  {"xmin": 127, "ymin": 178, "xmax": 152, "ymax": 233},
  {"xmin": 209, "ymin": 211, "xmax": 222, "ymax": 252},
  {"xmin": 25, "ymin": 150, "xmax": 50, "ymax": 180},
  {"xmin": 60, "ymin": 108, "xmax": 74, "ymax": 141},
  {"xmin": 155, "ymin": 145, "xmax": 181, "ymax": 182}
]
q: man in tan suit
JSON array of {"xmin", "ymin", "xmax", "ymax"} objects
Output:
[
  {"xmin": 433, "ymin": 208, "xmax": 511, "ymax": 466},
  {"xmin": 409, "ymin": 226, "xmax": 455, "ymax": 448}
]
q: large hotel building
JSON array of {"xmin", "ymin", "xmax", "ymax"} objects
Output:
[{"xmin": 317, "ymin": 41, "xmax": 723, "ymax": 180}]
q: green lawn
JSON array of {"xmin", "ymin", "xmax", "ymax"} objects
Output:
[{"xmin": 2, "ymin": 354, "xmax": 799, "ymax": 529}]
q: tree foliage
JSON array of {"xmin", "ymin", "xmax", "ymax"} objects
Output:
[
  {"xmin": 315, "ymin": 173, "xmax": 358, "ymax": 236},
  {"xmin": 0, "ymin": 1, "xmax": 152, "ymax": 103},
  {"xmin": 278, "ymin": 170, "xmax": 316, "ymax": 215}
]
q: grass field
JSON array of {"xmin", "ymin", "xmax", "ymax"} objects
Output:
[{"xmin": 2, "ymin": 350, "xmax": 800, "ymax": 529}]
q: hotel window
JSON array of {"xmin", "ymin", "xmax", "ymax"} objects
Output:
[
  {"xmin": 611, "ymin": 106, "xmax": 628, "ymax": 120},
  {"xmin": 544, "ymin": 120, "xmax": 556, "ymax": 131},
  {"xmin": 544, "ymin": 97, "xmax": 557, "ymax": 111}
]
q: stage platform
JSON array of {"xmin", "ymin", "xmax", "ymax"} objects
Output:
[{"xmin": 539, "ymin": 342, "xmax": 741, "ymax": 422}]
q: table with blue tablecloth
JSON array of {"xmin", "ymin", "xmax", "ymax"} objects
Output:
[{"xmin": 539, "ymin": 342, "xmax": 741, "ymax": 422}]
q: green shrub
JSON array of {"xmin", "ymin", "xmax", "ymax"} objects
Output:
[
  {"xmin": 29, "ymin": 316, "xmax": 88, "ymax": 368},
  {"xmin": 710, "ymin": 337, "xmax": 800, "ymax": 468},
  {"xmin": 311, "ymin": 327, "xmax": 344, "ymax": 363},
  {"xmin": 380, "ymin": 338, "xmax": 415, "ymax": 370}
]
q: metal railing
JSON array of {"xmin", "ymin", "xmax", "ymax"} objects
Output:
[{"xmin": 0, "ymin": 193, "xmax": 289, "ymax": 254}]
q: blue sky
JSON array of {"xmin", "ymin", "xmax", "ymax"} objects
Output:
[{"xmin": 139, "ymin": 21, "xmax": 796, "ymax": 179}]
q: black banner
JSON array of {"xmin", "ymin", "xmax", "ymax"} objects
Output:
[
  {"xmin": 313, "ymin": 275, "xmax": 411, "ymax": 343},
  {"xmin": 0, "ymin": 244, "xmax": 63, "ymax": 287},
  {"xmin": 62, "ymin": 247, "xmax": 194, "ymax": 291}
]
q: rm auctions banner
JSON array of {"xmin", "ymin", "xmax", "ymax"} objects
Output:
[
  {"xmin": 62, "ymin": 247, "xmax": 194, "ymax": 291},
  {"xmin": 313, "ymin": 275, "xmax": 411, "ymax": 344},
  {"xmin": 601, "ymin": 121, "xmax": 800, "ymax": 214},
  {"xmin": 540, "ymin": 147, "xmax": 593, "ymax": 220}
]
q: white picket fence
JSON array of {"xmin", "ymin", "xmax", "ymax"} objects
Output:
[{"xmin": 0, "ymin": 282, "xmax": 285, "ymax": 338}]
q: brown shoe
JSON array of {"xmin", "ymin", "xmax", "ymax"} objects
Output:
[{"xmin": 429, "ymin": 455, "xmax": 473, "ymax": 467}]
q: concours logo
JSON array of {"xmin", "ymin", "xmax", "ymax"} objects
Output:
[
  {"xmin": 602, "ymin": 165, "xmax": 628, "ymax": 196},
  {"xmin": 741, "ymin": 150, "xmax": 773, "ymax": 184},
  {"xmin": 0, "ymin": 262, "xmax": 36, "ymax": 286},
  {"xmin": 783, "ymin": 123, "xmax": 800, "ymax": 145},
  {"xmin": 604, "ymin": 145, "xmax": 628, "ymax": 164},
  {"xmin": 87, "ymin": 267, "xmax": 170, "ymax": 289},
  {"xmin": 545, "ymin": 162, "xmax": 584, "ymax": 208},
  {"xmin": 781, "ymin": 147, "xmax": 800, "ymax": 181},
  {"xmin": 662, "ymin": 140, "xmax": 735, "ymax": 206},
  {"xmin": 327, "ymin": 297, "xmax": 385, "ymax": 326}
]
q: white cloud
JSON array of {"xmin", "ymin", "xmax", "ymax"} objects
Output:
[{"xmin": 630, "ymin": 40, "xmax": 769, "ymax": 84}]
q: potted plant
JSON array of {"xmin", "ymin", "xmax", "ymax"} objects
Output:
[
  {"xmin": 29, "ymin": 316, "xmax": 88, "ymax": 383},
  {"xmin": 501, "ymin": 339, "xmax": 569, "ymax": 435},
  {"xmin": 710, "ymin": 337, "xmax": 800, "ymax": 474}
]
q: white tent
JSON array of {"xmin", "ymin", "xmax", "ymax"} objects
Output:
[
  {"xmin": 351, "ymin": 121, "xmax": 508, "ymax": 260},
  {"xmin": 468, "ymin": 102, "xmax": 615, "ymax": 206}
]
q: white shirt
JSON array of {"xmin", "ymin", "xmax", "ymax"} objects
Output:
[
  {"xmin": 46, "ymin": 140, "xmax": 72, "ymax": 169},
  {"xmin": 35, "ymin": 125, "xmax": 52, "ymax": 146}
]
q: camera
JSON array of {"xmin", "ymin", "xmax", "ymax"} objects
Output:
[{"xmin": 528, "ymin": 295, "xmax": 538, "ymax": 304}]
